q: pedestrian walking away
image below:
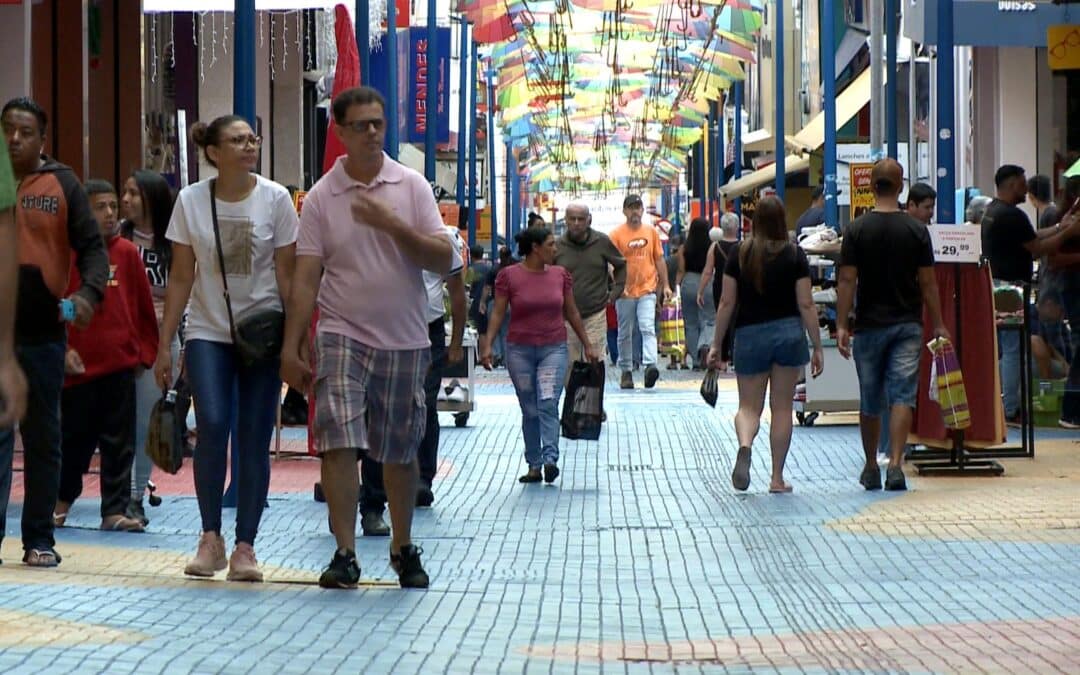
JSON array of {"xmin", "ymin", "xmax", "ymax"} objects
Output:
[
  {"xmin": 0, "ymin": 97, "xmax": 109, "ymax": 568},
  {"xmin": 481, "ymin": 227, "xmax": 598, "ymax": 485},
  {"xmin": 708, "ymin": 197, "xmax": 824, "ymax": 494},
  {"xmin": 677, "ymin": 217, "xmax": 717, "ymax": 369},
  {"xmin": 609, "ymin": 194, "xmax": 673, "ymax": 389},
  {"xmin": 281, "ymin": 86, "xmax": 454, "ymax": 590},
  {"xmin": 153, "ymin": 114, "xmax": 298, "ymax": 582},
  {"xmin": 836, "ymin": 158, "xmax": 950, "ymax": 492}
]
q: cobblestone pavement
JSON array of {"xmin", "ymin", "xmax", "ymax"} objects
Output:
[{"xmin": 1, "ymin": 367, "xmax": 1078, "ymax": 673}]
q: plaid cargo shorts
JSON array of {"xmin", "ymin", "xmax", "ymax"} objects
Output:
[{"xmin": 314, "ymin": 332, "xmax": 430, "ymax": 464}]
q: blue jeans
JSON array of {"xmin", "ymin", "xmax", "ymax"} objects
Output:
[
  {"xmin": 506, "ymin": 343, "xmax": 568, "ymax": 468},
  {"xmin": 0, "ymin": 340, "xmax": 66, "ymax": 552},
  {"xmin": 616, "ymin": 294, "xmax": 657, "ymax": 371},
  {"xmin": 853, "ymin": 323, "xmax": 923, "ymax": 416},
  {"xmin": 184, "ymin": 340, "xmax": 280, "ymax": 545},
  {"xmin": 998, "ymin": 327, "xmax": 1021, "ymax": 418},
  {"xmin": 680, "ymin": 272, "xmax": 715, "ymax": 356}
]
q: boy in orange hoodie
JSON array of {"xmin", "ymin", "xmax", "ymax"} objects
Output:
[{"xmin": 54, "ymin": 180, "xmax": 158, "ymax": 531}]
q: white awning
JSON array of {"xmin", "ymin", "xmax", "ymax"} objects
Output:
[{"xmin": 719, "ymin": 154, "xmax": 811, "ymax": 199}]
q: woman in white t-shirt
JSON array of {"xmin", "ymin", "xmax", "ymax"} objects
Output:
[{"xmin": 153, "ymin": 115, "xmax": 298, "ymax": 582}]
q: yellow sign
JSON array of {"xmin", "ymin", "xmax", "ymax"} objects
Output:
[
  {"xmin": 292, "ymin": 190, "xmax": 307, "ymax": 215},
  {"xmin": 1048, "ymin": 25, "xmax": 1080, "ymax": 71},
  {"xmin": 849, "ymin": 163, "xmax": 875, "ymax": 220},
  {"xmin": 476, "ymin": 208, "xmax": 493, "ymax": 242}
]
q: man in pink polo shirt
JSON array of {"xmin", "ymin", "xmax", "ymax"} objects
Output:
[{"xmin": 281, "ymin": 87, "xmax": 453, "ymax": 589}]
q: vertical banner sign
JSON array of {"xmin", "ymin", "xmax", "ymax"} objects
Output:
[
  {"xmin": 849, "ymin": 163, "xmax": 875, "ymax": 220},
  {"xmin": 407, "ymin": 27, "xmax": 451, "ymax": 145}
]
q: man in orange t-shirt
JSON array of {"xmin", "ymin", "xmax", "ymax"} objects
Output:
[{"xmin": 608, "ymin": 194, "xmax": 673, "ymax": 389}]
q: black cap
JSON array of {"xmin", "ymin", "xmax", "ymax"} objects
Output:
[{"xmin": 623, "ymin": 194, "xmax": 643, "ymax": 208}]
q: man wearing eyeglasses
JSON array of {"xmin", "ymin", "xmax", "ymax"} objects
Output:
[{"xmin": 281, "ymin": 86, "xmax": 454, "ymax": 590}]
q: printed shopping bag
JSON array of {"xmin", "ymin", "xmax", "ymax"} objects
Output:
[
  {"xmin": 927, "ymin": 337, "xmax": 971, "ymax": 430},
  {"xmin": 561, "ymin": 361, "xmax": 605, "ymax": 441},
  {"xmin": 658, "ymin": 296, "xmax": 687, "ymax": 358}
]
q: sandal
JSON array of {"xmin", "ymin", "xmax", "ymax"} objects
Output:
[
  {"xmin": 731, "ymin": 446, "xmax": 752, "ymax": 491},
  {"xmin": 52, "ymin": 512, "xmax": 68, "ymax": 528},
  {"xmin": 100, "ymin": 515, "xmax": 145, "ymax": 532},
  {"xmin": 23, "ymin": 548, "xmax": 61, "ymax": 567},
  {"xmin": 769, "ymin": 481, "xmax": 793, "ymax": 494}
]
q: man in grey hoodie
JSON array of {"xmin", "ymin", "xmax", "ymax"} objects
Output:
[{"xmin": 555, "ymin": 203, "xmax": 627, "ymax": 363}]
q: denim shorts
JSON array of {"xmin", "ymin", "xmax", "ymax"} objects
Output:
[
  {"xmin": 732, "ymin": 317, "xmax": 810, "ymax": 376},
  {"xmin": 852, "ymin": 322, "xmax": 923, "ymax": 416}
]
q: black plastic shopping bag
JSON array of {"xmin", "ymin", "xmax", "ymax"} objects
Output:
[
  {"xmin": 561, "ymin": 360, "xmax": 605, "ymax": 441},
  {"xmin": 700, "ymin": 368, "xmax": 719, "ymax": 407}
]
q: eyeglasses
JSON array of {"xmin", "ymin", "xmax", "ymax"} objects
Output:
[
  {"xmin": 225, "ymin": 135, "xmax": 263, "ymax": 148},
  {"xmin": 341, "ymin": 118, "xmax": 385, "ymax": 133},
  {"xmin": 1050, "ymin": 29, "xmax": 1080, "ymax": 60}
]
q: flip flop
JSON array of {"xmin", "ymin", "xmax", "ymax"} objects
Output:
[
  {"xmin": 769, "ymin": 482, "xmax": 793, "ymax": 494},
  {"xmin": 52, "ymin": 513, "xmax": 68, "ymax": 528},
  {"xmin": 100, "ymin": 516, "xmax": 145, "ymax": 533},
  {"xmin": 731, "ymin": 446, "xmax": 751, "ymax": 491}
]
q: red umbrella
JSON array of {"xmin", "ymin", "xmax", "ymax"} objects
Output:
[{"xmin": 322, "ymin": 3, "xmax": 360, "ymax": 175}]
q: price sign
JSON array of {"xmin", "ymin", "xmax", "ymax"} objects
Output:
[{"xmin": 929, "ymin": 225, "xmax": 982, "ymax": 264}]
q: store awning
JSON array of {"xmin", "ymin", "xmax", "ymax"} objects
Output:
[
  {"xmin": 719, "ymin": 154, "xmax": 811, "ymax": 199},
  {"xmin": 741, "ymin": 128, "xmax": 774, "ymax": 153},
  {"xmin": 786, "ymin": 68, "xmax": 873, "ymax": 154},
  {"xmin": 835, "ymin": 29, "xmax": 869, "ymax": 77}
]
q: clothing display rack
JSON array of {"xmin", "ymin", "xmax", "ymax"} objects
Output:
[{"xmin": 911, "ymin": 266, "xmax": 1034, "ymax": 476}]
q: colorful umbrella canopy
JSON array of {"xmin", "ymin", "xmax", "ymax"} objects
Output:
[{"xmin": 457, "ymin": 0, "xmax": 765, "ymax": 192}]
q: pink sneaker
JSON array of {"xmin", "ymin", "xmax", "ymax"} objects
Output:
[
  {"xmin": 184, "ymin": 532, "xmax": 226, "ymax": 577},
  {"xmin": 226, "ymin": 542, "xmax": 264, "ymax": 582}
]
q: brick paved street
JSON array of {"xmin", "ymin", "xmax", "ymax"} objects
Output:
[{"xmin": 1, "ymin": 368, "xmax": 1078, "ymax": 673}]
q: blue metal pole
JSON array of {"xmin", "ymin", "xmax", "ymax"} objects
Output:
[
  {"xmin": 822, "ymin": 0, "xmax": 838, "ymax": 231},
  {"xmin": 885, "ymin": 0, "xmax": 899, "ymax": 159},
  {"xmin": 425, "ymin": 0, "xmax": 437, "ymax": 181},
  {"xmin": 734, "ymin": 81, "xmax": 743, "ymax": 224},
  {"xmin": 456, "ymin": 20, "xmax": 468, "ymax": 207},
  {"xmin": 936, "ymin": 0, "xmax": 955, "ymax": 223},
  {"xmin": 468, "ymin": 40, "xmax": 478, "ymax": 248},
  {"xmin": 715, "ymin": 99, "xmax": 724, "ymax": 219},
  {"xmin": 695, "ymin": 140, "xmax": 705, "ymax": 217},
  {"xmin": 356, "ymin": 1, "xmax": 370, "ymax": 86},
  {"xmin": 505, "ymin": 139, "xmax": 514, "ymax": 237},
  {"xmin": 385, "ymin": 0, "xmax": 399, "ymax": 159},
  {"xmin": 774, "ymin": 0, "xmax": 785, "ymax": 202},
  {"xmin": 486, "ymin": 68, "xmax": 499, "ymax": 262},
  {"xmin": 673, "ymin": 182, "xmax": 681, "ymax": 234},
  {"xmin": 232, "ymin": 0, "xmax": 256, "ymax": 125},
  {"xmin": 708, "ymin": 102, "xmax": 717, "ymax": 224}
]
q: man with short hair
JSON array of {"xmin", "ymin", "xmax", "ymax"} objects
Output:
[
  {"xmin": 554, "ymin": 202, "xmax": 626, "ymax": 365},
  {"xmin": 1027, "ymin": 175, "xmax": 1058, "ymax": 230},
  {"xmin": 609, "ymin": 194, "xmax": 673, "ymax": 389},
  {"xmin": 981, "ymin": 164, "xmax": 1078, "ymax": 421},
  {"xmin": 796, "ymin": 186, "xmax": 826, "ymax": 236},
  {"xmin": 906, "ymin": 183, "xmax": 937, "ymax": 225},
  {"xmin": 281, "ymin": 86, "xmax": 453, "ymax": 589},
  {"xmin": 0, "ymin": 97, "xmax": 109, "ymax": 566},
  {"xmin": 836, "ymin": 159, "xmax": 949, "ymax": 492}
]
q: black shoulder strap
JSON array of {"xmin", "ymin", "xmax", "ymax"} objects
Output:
[{"xmin": 208, "ymin": 179, "xmax": 239, "ymax": 342}]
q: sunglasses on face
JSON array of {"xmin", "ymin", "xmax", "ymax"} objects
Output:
[{"xmin": 341, "ymin": 118, "xmax": 385, "ymax": 133}]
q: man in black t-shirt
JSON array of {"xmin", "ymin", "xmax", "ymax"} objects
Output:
[
  {"xmin": 980, "ymin": 164, "xmax": 1078, "ymax": 420},
  {"xmin": 836, "ymin": 159, "xmax": 948, "ymax": 492}
]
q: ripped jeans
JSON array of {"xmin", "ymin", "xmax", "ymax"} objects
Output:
[{"xmin": 505, "ymin": 342, "xmax": 569, "ymax": 468}]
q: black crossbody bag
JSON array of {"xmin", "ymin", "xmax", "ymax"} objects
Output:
[{"xmin": 209, "ymin": 179, "xmax": 285, "ymax": 365}]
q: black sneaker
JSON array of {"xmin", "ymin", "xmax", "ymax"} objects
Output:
[
  {"xmin": 543, "ymin": 463, "xmax": 560, "ymax": 484},
  {"xmin": 416, "ymin": 482, "xmax": 435, "ymax": 507},
  {"xmin": 319, "ymin": 548, "xmax": 361, "ymax": 589},
  {"xmin": 391, "ymin": 545, "xmax": 429, "ymax": 589},
  {"xmin": 644, "ymin": 365, "xmax": 660, "ymax": 388},
  {"xmin": 884, "ymin": 467, "xmax": 907, "ymax": 491},
  {"xmin": 620, "ymin": 371, "xmax": 634, "ymax": 389},
  {"xmin": 859, "ymin": 465, "xmax": 882, "ymax": 491},
  {"xmin": 361, "ymin": 512, "xmax": 391, "ymax": 537},
  {"xmin": 126, "ymin": 499, "xmax": 149, "ymax": 527}
]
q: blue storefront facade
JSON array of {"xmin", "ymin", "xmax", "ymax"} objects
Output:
[{"xmin": 904, "ymin": 0, "xmax": 1079, "ymax": 206}]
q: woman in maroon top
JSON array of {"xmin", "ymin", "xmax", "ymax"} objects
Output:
[{"xmin": 481, "ymin": 227, "xmax": 597, "ymax": 484}]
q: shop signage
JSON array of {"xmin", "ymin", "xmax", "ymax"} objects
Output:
[
  {"xmin": 929, "ymin": 225, "xmax": 982, "ymax": 264},
  {"xmin": 1047, "ymin": 25, "xmax": 1080, "ymax": 71},
  {"xmin": 849, "ymin": 163, "xmax": 875, "ymax": 221},
  {"xmin": 997, "ymin": 1, "xmax": 1036, "ymax": 11},
  {"xmin": 406, "ymin": 27, "xmax": 450, "ymax": 145}
]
